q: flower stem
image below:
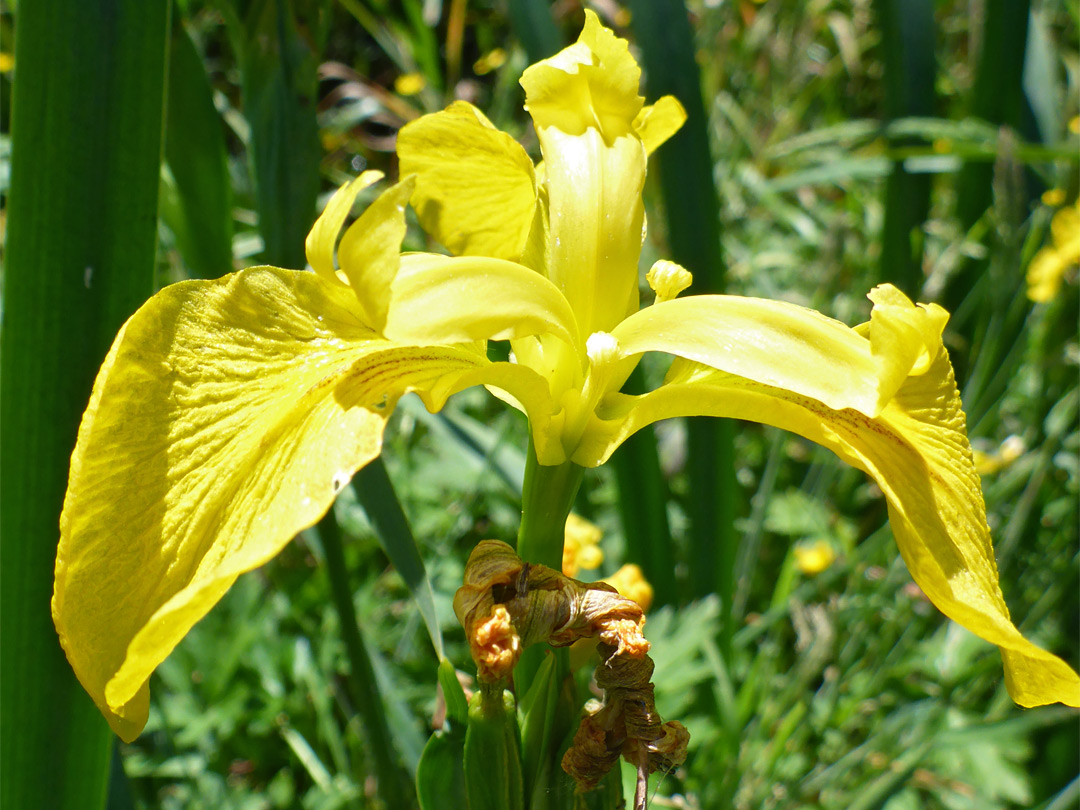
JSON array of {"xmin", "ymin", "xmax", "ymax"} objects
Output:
[
  {"xmin": 514, "ymin": 436, "xmax": 584, "ymax": 695},
  {"xmin": 516, "ymin": 437, "xmax": 585, "ymax": 572}
]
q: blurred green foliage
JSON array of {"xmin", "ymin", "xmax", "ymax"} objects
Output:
[{"xmin": 1, "ymin": 1, "xmax": 1077, "ymax": 808}]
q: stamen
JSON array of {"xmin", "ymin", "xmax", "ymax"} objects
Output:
[{"xmin": 646, "ymin": 259, "xmax": 693, "ymax": 303}]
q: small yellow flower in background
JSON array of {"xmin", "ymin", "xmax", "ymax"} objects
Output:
[
  {"xmin": 602, "ymin": 564, "xmax": 653, "ymax": 612},
  {"xmin": 932, "ymin": 137, "xmax": 952, "ymax": 154},
  {"xmin": 562, "ymin": 513, "xmax": 603, "ymax": 577},
  {"xmin": 1069, "ymin": 116, "xmax": 1080, "ymax": 135},
  {"xmin": 0, "ymin": 52, "xmax": 14, "ymax": 73},
  {"xmin": 394, "ymin": 72, "xmax": 426, "ymax": 96},
  {"xmin": 473, "ymin": 47, "xmax": 507, "ymax": 76},
  {"xmin": 1027, "ymin": 200, "xmax": 1080, "ymax": 303},
  {"xmin": 1041, "ymin": 188, "xmax": 1066, "ymax": 207},
  {"xmin": 794, "ymin": 538, "xmax": 837, "ymax": 576}
]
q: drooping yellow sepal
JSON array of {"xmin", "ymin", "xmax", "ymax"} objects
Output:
[
  {"xmin": 578, "ymin": 285, "xmax": 1080, "ymax": 707},
  {"xmin": 52, "ymin": 266, "xmax": 565, "ymax": 741}
]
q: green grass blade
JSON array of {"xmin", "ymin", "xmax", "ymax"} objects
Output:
[
  {"xmin": 946, "ymin": 0, "xmax": 1032, "ymax": 314},
  {"xmin": 162, "ymin": 21, "xmax": 234, "ymax": 279},
  {"xmin": 0, "ymin": 2, "xmax": 170, "ymax": 808},
  {"xmin": 237, "ymin": 0, "xmax": 322, "ymax": 268},
  {"xmin": 505, "ymin": 0, "xmax": 563, "ymax": 62},
  {"xmin": 306, "ymin": 514, "xmax": 416, "ymax": 808},
  {"xmin": 874, "ymin": 0, "xmax": 935, "ymax": 297},
  {"xmin": 628, "ymin": 0, "xmax": 737, "ymax": 624},
  {"xmin": 351, "ymin": 457, "xmax": 444, "ymax": 660}
]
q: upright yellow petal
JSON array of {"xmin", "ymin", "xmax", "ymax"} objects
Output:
[
  {"xmin": 520, "ymin": 9, "xmax": 643, "ymax": 140},
  {"xmin": 305, "ymin": 170, "xmax": 384, "ymax": 284},
  {"xmin": 397, "ymin": 101, "xmax": 537, "ymax": 260},
  {"xmin": 337, "ymin": 176, "xmax": 416, "ymax": 330},
  {"xmin": 578, "ymin": 288, "xmax": 1080, "ymax": 707},
  {"xmin": 519, "ymin": 10, "xmax": 649, "ymax": 337},
  {"xmin": 633, "ymin": 96, "xmax": 687, "ymax": 155}
]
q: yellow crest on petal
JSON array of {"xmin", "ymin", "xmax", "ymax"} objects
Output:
[{"xmin": 521, "ymin": 9, "xmax": 644, "ymax": 141}]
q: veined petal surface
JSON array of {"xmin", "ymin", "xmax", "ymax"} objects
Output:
[
  {"xmin": 52, "ymin": 267, "xmax": 560, "ymax": 741},
  {"xmin": 396, "ymin": 101, "xmax": 536, "ymax": 260},
  {"xmin": 581, "ymin": 297, "xmax": 1080, "ymax": 708}
]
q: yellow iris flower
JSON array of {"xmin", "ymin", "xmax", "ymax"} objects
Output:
[
  {"xmin": 54, "ymin": 11, "xmax": 1079, "ymax": 742},
  {"xmin": 1027, "ymin": 199, "xmax": 1079, "ymax": 303}
]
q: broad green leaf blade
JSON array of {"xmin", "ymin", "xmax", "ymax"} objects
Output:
[
  {"xmin": 351, "ymin": 458, "xmax": 445, "ymax": 660},
  {"xmin": 946, "ymin": 0, "xmax": 1032, "ymax": 315},
  {"xmin": 437, "ymin": 657, "xmax": 469, "ymax": 729},
  {"xmin": 874, "ymin": 0, "xmax": 936, "ymax": 297},
  {"xmin": 505, "ymin": 0, "xmax": 563, "ymax": 63},
  {"xmin": 608, "ymin": 367, "xmax": 677, "ymax": 607},
  {"xmin": 0, "ymin": 0, "xmax": 170, "ymax": 808},
  {"xmin": 238, "ymin": 0, "xmax": 321, "ymax": 268},
  {"xmin": 162, "ymin": 21, "xmax": 234, "ymax": 279},
  {"xmin": 519, "ymin": 653, "xmax": 558, "ymax": 802}
]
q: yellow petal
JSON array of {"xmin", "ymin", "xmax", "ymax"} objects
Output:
[
  {"xmin": 1050, "ymin": 201, "xmax": 1080, "ymax": 256},
  {"xmin": 396, "ymin": 101, "xmax": 537, "ymax": 260},
  {"xmin": 520, "ymin": 9, "xmax": 643, "ymax": 140},
  {"xmin": 385, "ymin": 253, "xmax": 580, "ymax": 348},
  {"xmin": 539, "ymin": 126, "xmax": 645, "ymax": 336},
  {"xmin": 611, "ymin": 289, "xmax": 923, "ymax": 417},
  {"xmin": 580, "ymin": 297, "xmax": 1080, "ymax": 707},
  {"xmin": 52, "ymin": 267, "xmax": 557, "ymax": 740},
  {"xmin": 633, "ymin": 95, "xmax": 687, "ymax": 155},
  {"xmin": 1026, "ymin": 248, "xmax": 1066, "ymax": 303},
  {"xmin": 305, "ymin": 170, "xmax": 384, "ymax": 284},
  {"xmin": 337, "ymin": 176, "xmax": 416, "ymax": 330}
]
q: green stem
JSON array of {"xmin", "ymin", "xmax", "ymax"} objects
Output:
[
  {"xmin": 514, "ymin": 437, "xmax": 584, "ymax": 697},
  {"xmin": 310, "ymin": 512, "xmax": 413, "ymax": 809},
  {"xmin": 516, "ymin": 438, "xmax": 585, "ymax": 572}
]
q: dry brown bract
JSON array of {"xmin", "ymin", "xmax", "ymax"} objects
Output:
[{"xmin": 454, "ymin": 540, "xmax": 689, "ymax": 795}]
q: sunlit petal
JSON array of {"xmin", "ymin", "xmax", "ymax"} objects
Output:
[
  {"xmin": 305, "ymin": 170, "xmax": 384, "ymax": 284},
  {"xmin": 521, "ymin": 9, "xmax": 643, "ymax": 140},
  {"xmin": 386, "ymin": 253, "xmax": 580, "ymax": 348},
  {"xmin": 611, "ymin": 293, "xmax": 896, "ymax": 416},
  {"xmin": 337, "ymin": 176, "xmax": 415, "ymax": 330},
  {"xmin": 397, "ymin": 101, "xmax": 536, "ymax": 260},
  {"xmin": 633, "ymin": 95, "xmax": 687, "ymax": 155},
  {"xmin": 52, "ymin": 267, "xmax": 560, "ymax": 741},
  {"xmin": 580, "ymin": 294, "xmax": 1080, "ymax": 707}
]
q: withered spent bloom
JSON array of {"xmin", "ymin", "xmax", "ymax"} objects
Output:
[{"xmin": 453, "ymin": 540, "xmax": 688, "ymax": 793}]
